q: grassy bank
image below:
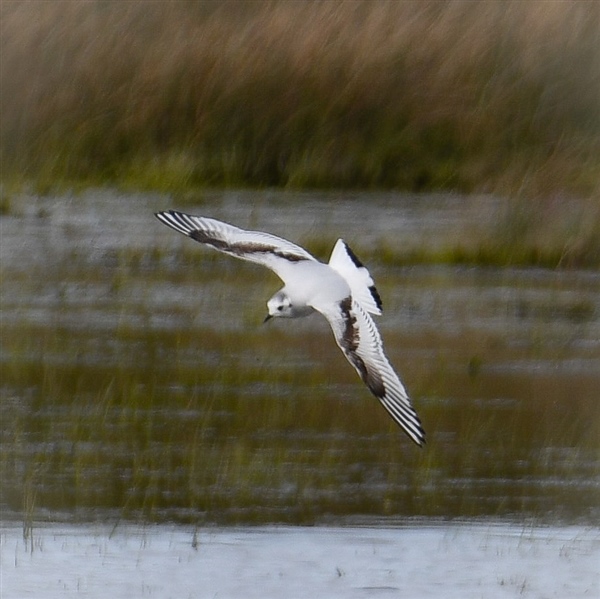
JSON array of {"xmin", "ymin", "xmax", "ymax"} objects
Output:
[{"xmin": 1, "ymin": 1, "xmax": 599, "ymax": 195}]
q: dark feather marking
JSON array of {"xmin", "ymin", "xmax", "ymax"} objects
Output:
[
  {"xmin": 342, "ymin": 243, "xmax": 383, "ymax": 312},
  {"xmin": 369, "ymin": 285, "xmax": 383, "ymax": 311},
  {"xmin": 343, "ymin": 242, "xmax": 365, "ymax": 268},
  {"xmin": 188, "ymin": 230, "xmax": 309, "ymax": 262},
  {"xmin": 339, "ymin": 297, "xmax": 385, "ymax": 397}
]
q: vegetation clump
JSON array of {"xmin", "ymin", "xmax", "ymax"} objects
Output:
[{"xmin": 1, "ymin": 1, "xmax": 598, "ymax": 195}]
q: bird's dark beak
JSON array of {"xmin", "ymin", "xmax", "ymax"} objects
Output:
[{"xmin": 263, "ymin": 314, "xmax": 273, "ymax": 324}]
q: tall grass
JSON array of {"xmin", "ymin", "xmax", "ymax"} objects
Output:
[{"xmin": 1, "ymin": 0, "xmax": 599, "ymax": 194}]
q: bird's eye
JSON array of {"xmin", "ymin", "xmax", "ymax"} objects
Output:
[{"xmin": 277, "ymin": 305, "xmax": 283, "ymax": 311}]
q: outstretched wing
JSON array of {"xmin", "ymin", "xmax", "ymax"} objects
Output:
[
  {"xmin": 155, "ymin": 211, "xmax": 316, "ymax": 279},
  {"xmin": 328, "ymin": 239, "xmax": 382, "ymax": 316},
  {"xmin": 315, "ymin": 296, "xmax": 425, "ymax": 446}
]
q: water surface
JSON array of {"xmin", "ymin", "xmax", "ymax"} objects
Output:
[
  {"xmin": 1, "ymin": 190, "xmax": 598, "ymax": 525},
  {"xmin": 2, "ymin": 522, "xmax": 598, "ymax": 599}
]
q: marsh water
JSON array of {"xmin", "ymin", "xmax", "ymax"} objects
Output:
[
  {"xmin": 1, "ymin": 190, "xmax": 599, "ymax": 527},
  {"xmin": 2, "ymin": 522, "xmax": 598, "ymax": 599}
]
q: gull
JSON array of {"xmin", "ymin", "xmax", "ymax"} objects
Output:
[{"xmin": 155, "ymin": 210, "xmax": 425, "ymax": 446}]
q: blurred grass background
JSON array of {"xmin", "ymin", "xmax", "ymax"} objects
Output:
[{"xmin": 1, "ymin": 0, "xmax": 599, "ymax": 196}]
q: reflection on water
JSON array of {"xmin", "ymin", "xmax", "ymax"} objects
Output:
[{"xmin": 1, "ymin": 190, "xmax": 599, "ymax": 525}]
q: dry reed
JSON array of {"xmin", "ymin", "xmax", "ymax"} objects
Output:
[{"xmin": 1, "ymin": 1, "xmax": 599, "ymax": 194}]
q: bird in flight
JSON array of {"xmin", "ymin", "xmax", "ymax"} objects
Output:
[{"xmin": 155, "ymin": 210, "xmax": 425, "ymax": 446}]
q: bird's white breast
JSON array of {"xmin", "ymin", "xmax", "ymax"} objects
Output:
[{"xmin": 284, "ymin": 261, "xmax": 350, "ymax": 309}]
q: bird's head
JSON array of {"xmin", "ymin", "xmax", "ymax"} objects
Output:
[{"xmin": 264, "ymin": 291, "xmax": 294, "ymax": 322}]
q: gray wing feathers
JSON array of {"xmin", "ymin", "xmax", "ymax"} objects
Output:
[
  {"xmin": 318, "ymin": 297, "xmax": 425, "ymax": 446},
  {"xmin": 155, "ymin": 211, "xmax": 316, "ymax": 276}
]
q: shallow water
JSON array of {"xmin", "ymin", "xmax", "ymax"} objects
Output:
[
  {"xmin": 1, "ymin": 190, "xmax": 599, "ymax": 525},
  {"xmin": 2, "ymin": 522, "xmax": 599, "ymax": 599}
]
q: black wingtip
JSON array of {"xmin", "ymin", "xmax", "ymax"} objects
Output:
[
  {"xmin": 342, "ymin": 241, "xmax": 365, "ymax": 268},
  {"xmin": 369, "ymin": 284, "xmax": 383, "ymax": 312},
  {"xmin": 401, "ymin": 421, "xmax": 426, "ymax": 448}
]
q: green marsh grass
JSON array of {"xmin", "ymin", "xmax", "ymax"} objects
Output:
[
  {"xmin": 370, "ymin": 196, "xmax": 600, "ymax": 269},
  {"xmin": 1, "ymin": 1, "xmax": 599, "ymax": 195},
  {"xmin": 2, "ymin": 268, "xmax": 598, "ymax": 525},
  {"xmin": 2, "ymin": 192, "xmax": 599, "ymax": 525}
]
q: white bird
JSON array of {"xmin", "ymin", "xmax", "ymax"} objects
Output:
[{"xmin": 155, "ymin": 210, "xmax": 425, "ymax": 446}]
